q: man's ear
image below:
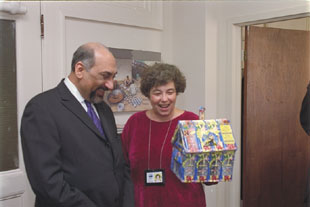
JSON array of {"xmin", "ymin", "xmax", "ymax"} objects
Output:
[{"xmin": 74, "ymin": 61, "xmax": 85, "ymax": 79}]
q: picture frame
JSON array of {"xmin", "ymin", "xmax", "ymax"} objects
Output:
[{"xmin": 104, "ymin": 48, "xmax": 161, "ymax": 112}]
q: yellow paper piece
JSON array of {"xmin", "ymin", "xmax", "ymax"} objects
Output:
[
  {"xmin": 220, "ymin": 125, "xmax": 232, "ymax": 133},
  {"xmin": 222, "ymin": 133, "xmax": 235, "ymax": 144}
]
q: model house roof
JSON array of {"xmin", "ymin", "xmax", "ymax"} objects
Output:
[{"xmin": 171, "ymin": 119, "xmax": 237, "ymax": 153}]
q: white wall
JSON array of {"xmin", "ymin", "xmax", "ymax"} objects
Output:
[{"xmin": 162, "ymin": 1, "xmax": 206, "ymax": 114}]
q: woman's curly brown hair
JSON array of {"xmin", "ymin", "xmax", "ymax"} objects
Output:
[{"xmin": 140, "ymin": 63, "xmax": 186, "ymax": 98}]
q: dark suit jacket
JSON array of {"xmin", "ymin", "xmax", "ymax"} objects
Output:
[
  {"xmin": 21, "ymin": 80, "xmax": 134, "ymax": 207},
  {"xmin": 300, "ymin": 82, "xmax": 310, "ymax": 136}
]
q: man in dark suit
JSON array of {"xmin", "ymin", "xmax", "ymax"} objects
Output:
[
  {"xmin": 300, "ymin": 81, "xmax": 310, "ymax": 206},
  {"xmin": 300, "ymin": 82, "xmax": 310, "ymax": 136},
  {"xmin": 21, "ymin": 42, "xmax": 134, "ymax": 207}
]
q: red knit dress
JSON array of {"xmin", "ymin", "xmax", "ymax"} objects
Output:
[{"xmin": 121, "ymin": 111, "xmax": 206, "ymax": 207}]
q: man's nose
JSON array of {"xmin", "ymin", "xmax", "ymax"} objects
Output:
[{"xmin": 104, "ymin": 79, "xmax": 114, "ymax": 90}]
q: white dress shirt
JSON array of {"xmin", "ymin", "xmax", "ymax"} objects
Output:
[{"xmin": 64, "ymin": 77, "xmax": 100, "ymax": 117}]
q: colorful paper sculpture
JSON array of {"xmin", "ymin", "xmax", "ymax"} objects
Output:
[{"xmin": 171, "ymin": 119, "xmax": 237, "ymax": 183}]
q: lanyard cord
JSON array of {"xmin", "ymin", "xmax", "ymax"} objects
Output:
[{"xmin": 147, "ymin": 119, "xmax": 173, "ymax": 169}]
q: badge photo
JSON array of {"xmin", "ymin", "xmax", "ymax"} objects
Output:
[{"xmin": 145, "ymin": 169, "xmax": 165, "ymax": 186}]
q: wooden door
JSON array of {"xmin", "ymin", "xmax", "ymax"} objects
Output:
[{"xmin": 243, "ymin": 26, "xmax": 310, "ymax": 207}]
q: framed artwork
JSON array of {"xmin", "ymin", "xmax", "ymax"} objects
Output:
[{"xmin": 104, "ymin": 48, "xmax": 161, "ymax": 112}]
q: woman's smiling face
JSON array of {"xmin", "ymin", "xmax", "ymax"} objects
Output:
[{"xmin": 149, "ymin": 81, "xmax": 177, "ymax": 121}]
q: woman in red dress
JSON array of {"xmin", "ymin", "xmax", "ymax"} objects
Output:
[{"xmin": 121, "ymin": 63, "xmax": 217, "ymax": 207}]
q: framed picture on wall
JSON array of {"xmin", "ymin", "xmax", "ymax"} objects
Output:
[{"xmin": 105, "ymin": 48, "xmax": 161, "ymax": 112}]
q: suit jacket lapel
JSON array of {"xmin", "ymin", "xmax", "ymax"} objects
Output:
[
  {"xmin": 95, "ymin": 103, "xmax": 118, "ymax": 165},
  {"xmin": 57, "ymin": 80, "xmax": 108, "ymax": 142}
]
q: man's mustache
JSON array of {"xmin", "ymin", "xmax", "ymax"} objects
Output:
[{"xmin": 96, "ymin": 86, "xmax": 109, "ymax": 91}]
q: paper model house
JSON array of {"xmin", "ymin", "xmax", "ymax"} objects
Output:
[{"xmin": 171, "ymin": 119, "xmax": 237, "ymax": 183}]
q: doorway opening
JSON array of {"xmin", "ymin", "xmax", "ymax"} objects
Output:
[{"xmin": 241, "ymin": 17, "xmax": 310, "ymax": 207}]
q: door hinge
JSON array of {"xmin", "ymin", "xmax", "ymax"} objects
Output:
[{"xmin": 40, "ymin": 14, "xmax": 44, "ymax": 38}]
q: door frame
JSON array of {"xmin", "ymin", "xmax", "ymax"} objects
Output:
[
  {"xmin": 0, "ymin": 2, "xmax": 42, "ymax": 207},
  {"xmin": 227, "ymin": 5, "xmax": 310, "ymax": 207}
]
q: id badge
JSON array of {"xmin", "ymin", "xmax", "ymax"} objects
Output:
[{"xmin": 145, "ymin": 169, "xmax": 165, "ymax": 186}]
